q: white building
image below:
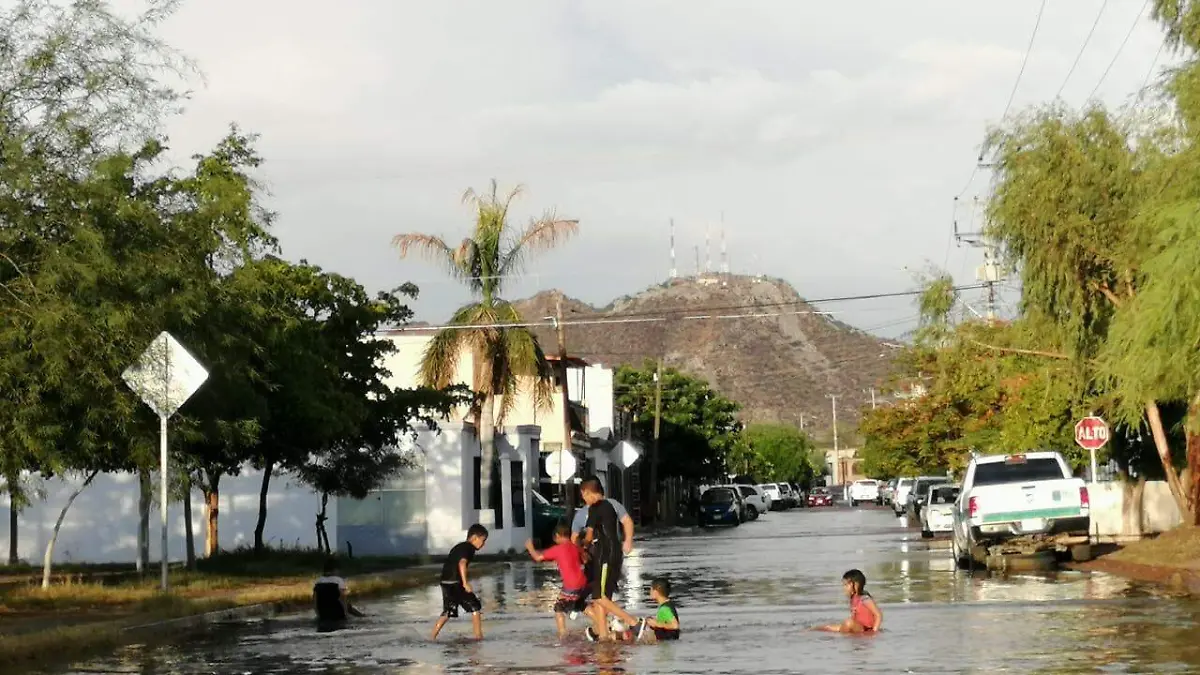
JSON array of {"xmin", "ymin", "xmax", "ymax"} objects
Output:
[{"xmin": 334, "ymin": 332, "xmax": 635, "ymax": 557}]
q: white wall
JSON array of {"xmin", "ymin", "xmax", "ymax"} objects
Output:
[
  {"xmin": 585, "ymin": 364, "xmax": 614, "ymax": 436},
  {"xmin": 0, "ymin": 468, "xmax": 330, "ymax": 564},
  {"xmin": 1087, "ymin": 481, "xmax": 1182, "ymax": 537}
]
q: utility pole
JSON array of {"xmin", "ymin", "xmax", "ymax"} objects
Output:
[
  {"xmin": 828, "ymin": 394, "xmax": 840, "ymax": 485},
  {"xmin": 799, "ymin": 413, "xmax": 805, "ymax": 430},
  {"xmin": 954, "ymin": 195, "xmax": 1004, "ymax": 322},
  {"xmin": 669, "ymin": 218, "xmax": 677, "ymax": 280},
  {"xmin": 650, "ymin": 358, "xmax": 663, "ymax": 524},
  {"xmin": 867, "ymin": 387, "xmax": 877, "ymax": 410},
  {"xmin": 554, "ymin": 296, "xmax": 574, "ymax": 519}
]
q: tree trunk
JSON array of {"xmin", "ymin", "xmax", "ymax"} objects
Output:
[
  {"xmin": 136, "ymin": 468, "xmax": 151, "ymax": 574},
  {"xmin": 479, "ymin": 395, "xmax": 496, "ymax": 515},
  {"xmin": 182, "ymin": 474, "xmax": 196, "ymax": 569},
  {"xmin": 1185, "ymin": 395, "xmax": 1200, "ymax": 526},
  {"xmin": 253, "ymin": 460, "xmax": 273, "ymax": 555},
  {"xmin": 1144, "ymin": 400, "xmax": 1191, "ymax": 518},
  {"xmin": 6, "ymin": 470, "xmax": 18, "ymax": 565},
  {"xmin": 315, "ymin": 492, "xmax": 329, "ymax": 554},
  {"xmin": 42, "ymin": 470, "xmax": 99, "ymax": 589},
  {"xmin": 8, "ymin": 495, "xmax": 17, "ymax": 565},
  {"xmin": 202, "ymin": 471, "xmax": 221, "ymax": 557}
]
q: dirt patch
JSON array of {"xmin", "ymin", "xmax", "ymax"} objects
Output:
[
  {"xmin": 1107, "ymin": 526, "xmax": 1200, "ymax": 569},
  {"xmin": 1068, "ymin": 527, "xmax": 1200, "ymax": 594}
]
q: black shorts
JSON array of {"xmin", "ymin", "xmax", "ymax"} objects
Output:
[
  {"xmin": 553, "ymin": 586, "xmax": 587, "ymax": 614},
  {"xmin": 591, "ymin": 557, "xmax": 622, "ymax": 601},
  {"xmin": 652, "ymin": 627, "xmax": 680, "ymax": 641},
  {"xmin": 440, "ymin": 582, "xmax": 482, "ymax": 618}
]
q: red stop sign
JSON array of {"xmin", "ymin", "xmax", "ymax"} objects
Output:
[{"xmin": 1075, "ymin": 416, "xmax": 1110, "ymax": 451}]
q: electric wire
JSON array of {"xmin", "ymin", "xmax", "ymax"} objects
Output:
[
  {"xmin": 1088, "ymin": 0, "xmax": 1152, "ymax": 102},
  {"xmin": 1057, "ymin": 0, "xmax": 1109, "ymax": 99}
]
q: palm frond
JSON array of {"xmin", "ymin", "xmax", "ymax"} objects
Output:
[
  {"xmin": 418, "ymin": 328, "xmax": 467, "ymax": 389},
  {"xmin": 498, "ymin": 212, "xmax": 579, "ymax": 278},
  {"xmin": 392, "ymin": 233, "xmax": 468, "ymax": 281}
]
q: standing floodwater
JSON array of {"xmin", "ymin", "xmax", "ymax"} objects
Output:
[{"xmin": 42, "ymin": 509, "xmax": 1200, "ymax": 674}]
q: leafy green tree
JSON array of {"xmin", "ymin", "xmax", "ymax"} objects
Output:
[
  {"xmin": 741, "ymin": 424, "xmax": 820, "ymax": 485},
  {"xmin": 616, "ymin": 362, "xmax": 742, "ymax": 483},
  {"xmin": 393, "ymin": 180, "xmax": 577, "ymax": 522}
]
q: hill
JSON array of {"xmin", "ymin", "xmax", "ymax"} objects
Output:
[{"xmin": 512, "ymin": 274, "xmax": 897, "ymax": 430}]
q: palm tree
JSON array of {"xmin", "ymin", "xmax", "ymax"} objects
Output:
[{"xmin": 393, "ymin": 180, "xmax": 578, "ymax": 521}]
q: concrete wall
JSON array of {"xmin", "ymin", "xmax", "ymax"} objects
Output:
[
  {"xmin": 0, "ymin": 468, "xmax": 329, "ymax": 564},
  {"xmin": 1087, "ymin": 481, "xmax": 1183, "ymax": 537}
]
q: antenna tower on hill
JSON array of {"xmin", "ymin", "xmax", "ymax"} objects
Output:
[{"xmin": 669, "ymin": 218, "xmax": 677, "ymax": 279}]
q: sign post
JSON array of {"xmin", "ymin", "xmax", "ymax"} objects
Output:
[
  {"xmin": 1074, "ymin": 415, "xmax": 1110, "ymax": 483},
  {"xmin": 122, "ymin": 331, "xmax": 209, "ymax": 591},
  {"xmin": 544, "ymin": 448, "xmax": 577, "ymax": 486}
]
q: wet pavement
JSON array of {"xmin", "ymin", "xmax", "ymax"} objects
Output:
[{"xmin": 43, "ymin": 507, "xmax": 1200, "ymax": 674}]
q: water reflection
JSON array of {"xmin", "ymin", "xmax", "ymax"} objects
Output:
[{"xmin": 40, "ymin": 510, "xmax": 1200, "ymax": 675}]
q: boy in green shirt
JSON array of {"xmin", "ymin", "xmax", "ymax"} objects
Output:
[{"xmin": 646, "ymin": 578, "xmax": 680, "ymax": 641}]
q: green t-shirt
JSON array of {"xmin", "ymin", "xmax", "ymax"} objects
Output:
[{"xmin": 655, "ymin": 601, "xmax": 678, "ymax": 626}]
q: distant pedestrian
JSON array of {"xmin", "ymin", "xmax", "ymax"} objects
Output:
[
  {"xmin": 525, "ymin": 523, "xmax": 588, "ymax": 638},
  {"xmin": 431, "ymin": 523, "xmax": 488, "ymax": 640},
  {"xmin": 312, "ymin": 557, "xmax": 365, "ymax": 630},
  {"xmin": 816, "ymin": 569, "xmax": 882, "ymax": 633}
]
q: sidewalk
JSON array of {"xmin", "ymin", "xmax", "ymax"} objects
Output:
[{"xmin": 1067, "ymin": 526, "xmax": 1200, "ymax": 595}]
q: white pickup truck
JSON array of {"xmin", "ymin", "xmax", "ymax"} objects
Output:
[
  {"xmin": 951, "ymin": 451, "xmax": 1091, "ymax": 569},
  {"xmin": 848, "ymin": 479, "xmax": 880, "ymax": 506}
]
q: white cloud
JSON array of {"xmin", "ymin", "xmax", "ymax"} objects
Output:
[{"xmin": 118, "ymin": 0, "xmax": 1175, "ymax": 335}]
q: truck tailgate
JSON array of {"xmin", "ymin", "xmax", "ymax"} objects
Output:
[{"xmin": 971, "ymin": 479, "xmax": 1086, "ymax": 528}]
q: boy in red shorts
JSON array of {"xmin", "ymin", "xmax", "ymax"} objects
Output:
[{"xmin": 525, "ymin": 523, "xmax": 587, "ymax": 638}]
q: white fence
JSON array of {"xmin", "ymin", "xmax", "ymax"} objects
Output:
[
  {"xmin": 1088, "ymin": 480, "xmax": 1182, "ymax": 538},
  {"xmin": 0, "ymin": 468, "xmax": 330, "ymax": 564}
]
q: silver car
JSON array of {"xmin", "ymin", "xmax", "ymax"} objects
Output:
[{"xmin": 920, "ymin": 483, "xmax": 960, "ymax": 537}]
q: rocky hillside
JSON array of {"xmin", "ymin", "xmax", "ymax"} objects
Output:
[{"xmin": 512, "ymin": 274, "xmax": 896, "ymax": 430}]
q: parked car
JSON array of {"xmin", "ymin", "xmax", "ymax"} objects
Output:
[
  {"xmin": 848, "ymin": 479, "xmax": 881, "ymax": 507},
  {"xmin": 532, "ymin": 490, "xmax": 567, "ymax": 545},
  {"xmin": 951, "ymin": 451, "xmax": 1090, "ymax": 568},
  {"xmin": 881, "ymin": 479, "xmax": 897, "ymax": 505},
  {"xmin": 919, "ymin": 483, "xmax": 959, "ymax": 538},
  {"xmin": 902, "ymin": 473, "xmax": 945, "ymax": 521},
  {"xmin": 905, "ymin": 476, "xmax": 948, "ymax": 522},
  {"xmin": 807, "ymin": 487, "xmax": 833, "ymax": 507},
  {"xmin": 758, "ymin": 483, "xmax": 786, "ymax": 510},
  {"xmin": 778, "ymin": 483, "xmax": 799, "ymax": 508},
  {"xmin": 729, "ymin": 484, "xmax": 768, "ymax": 519},
  {"xmin": 699, "ymin": 486, "xmax": 745, "ymax": 527},
  {"xmin": 892, "ymin": 477, "xmax": 915, "ymax": 515}
]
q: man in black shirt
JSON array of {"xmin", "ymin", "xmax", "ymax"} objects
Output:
[
  {"xmin": 580, "ymin": 478, "xmax": 646, "ymax": 641},
  {"xmin": 431, "ymin": 523, "xmax": 488, "ymax": 640}
]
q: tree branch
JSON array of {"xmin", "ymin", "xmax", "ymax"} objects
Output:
[
  {"xmin": 966, "ymin": 338, "xmax": 1071, "ymax": 360},
  {"xmin": 1092, "ymin": 281, "xmax": 1122, "ymax": 307}
]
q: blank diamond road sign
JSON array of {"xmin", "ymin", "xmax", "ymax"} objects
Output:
[{"xmin": 122, "ymin": 331, "xmax": 209, "ymax": 419}]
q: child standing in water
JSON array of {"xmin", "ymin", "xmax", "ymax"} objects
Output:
[
  {"xmin": 817, "ymin": 569, "xmax": 882, "ymax": 633},
  {"xmin": 525, "ymin": 524, "xmax": 588, "ymax": 638},
  {"xmin": 431, "ymin": 524, "xmax": 488, "ymax": 640}
]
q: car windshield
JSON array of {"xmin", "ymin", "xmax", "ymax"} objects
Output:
[
  {"xmin": 759, "ymin": 483, "xmax": 777, "ymax": 491},
  {"xmin": 532, "ymin": 491, "xmax": 550, "ymax": 506},
  {"xmin": 973, "ymin": 457, "xmax": 1064, "ymax": 486},
  {"xmin": 812, "ymin": 488, "xmax": 829, "ymax": 495},
  {"xmin": 702, "ymin": 489, "xmax": 735, "ymax": 504},
  {"xmin": 928, "ymin": 486, "xmax": 959, "ymax": 504},
  {"xmin": 855, "ymin": 480, "xmax": 875, "ymax": 486}
]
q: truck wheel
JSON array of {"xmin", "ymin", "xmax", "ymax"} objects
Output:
[
  {"xmin": 921, "ymin": 528, "xmax": 933, "ymax": 539},
  {"xmin": 746, "ymin": 505, "xmax": 759, "ymax": 520},
  {"xmin": 970, "ymin": 544, "xmax": 989, "ymax": 567},
  {"xmin": 1070, "ymin": 544, "xmax": 1092, "ymax": 563}
]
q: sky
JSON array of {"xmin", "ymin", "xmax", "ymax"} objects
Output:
[{"xmin": 129, "ymin": 0, "xmax": 1176, "ymax": 338}]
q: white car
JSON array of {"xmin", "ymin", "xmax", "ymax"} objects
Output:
[
  {"xmin": 729, "ymin": 484, "xmax": 769, "ymax": 519},
  {"xmin": 951, "ymin": 451, "xmax": 1090, "ymax": 568},
  {"xmin": 757, "ymin": 483, "xmax": 786, "ymax": 510},
  {"xmin": 919, "ymin": 483, "xmax": 959, "ymax": 537},
  {"xmin": 848, "ymin": 479, "xmax": 880, "ymax": 507}
]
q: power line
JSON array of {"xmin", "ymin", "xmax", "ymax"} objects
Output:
[
  {"xmin": 1139, "ymin": 35, "xmax": 1167, "ymax": 97},
  {"xmin": 385, "ymin": 284, "xmax": 989, "ymax": 332},
  {"xmin": 996, "ymin": 0, "xmax": 1049, "ymax": 141},
  {"xmin": 1057, "ymin": 0, "xmax": 1109, "ymax": 99},
  {"xmin": 1088, "ymin": 0, "xmax": 1152, "ymax": 102}
]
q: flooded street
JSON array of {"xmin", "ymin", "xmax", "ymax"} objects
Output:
[{"xmin": 49, "ymin": 508, "xmax": 1200, "ymax": 674}]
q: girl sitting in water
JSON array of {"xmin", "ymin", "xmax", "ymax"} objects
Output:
[{"xmin": 816, "ymin": 569, "xmax": 881, "ymax": 633}]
